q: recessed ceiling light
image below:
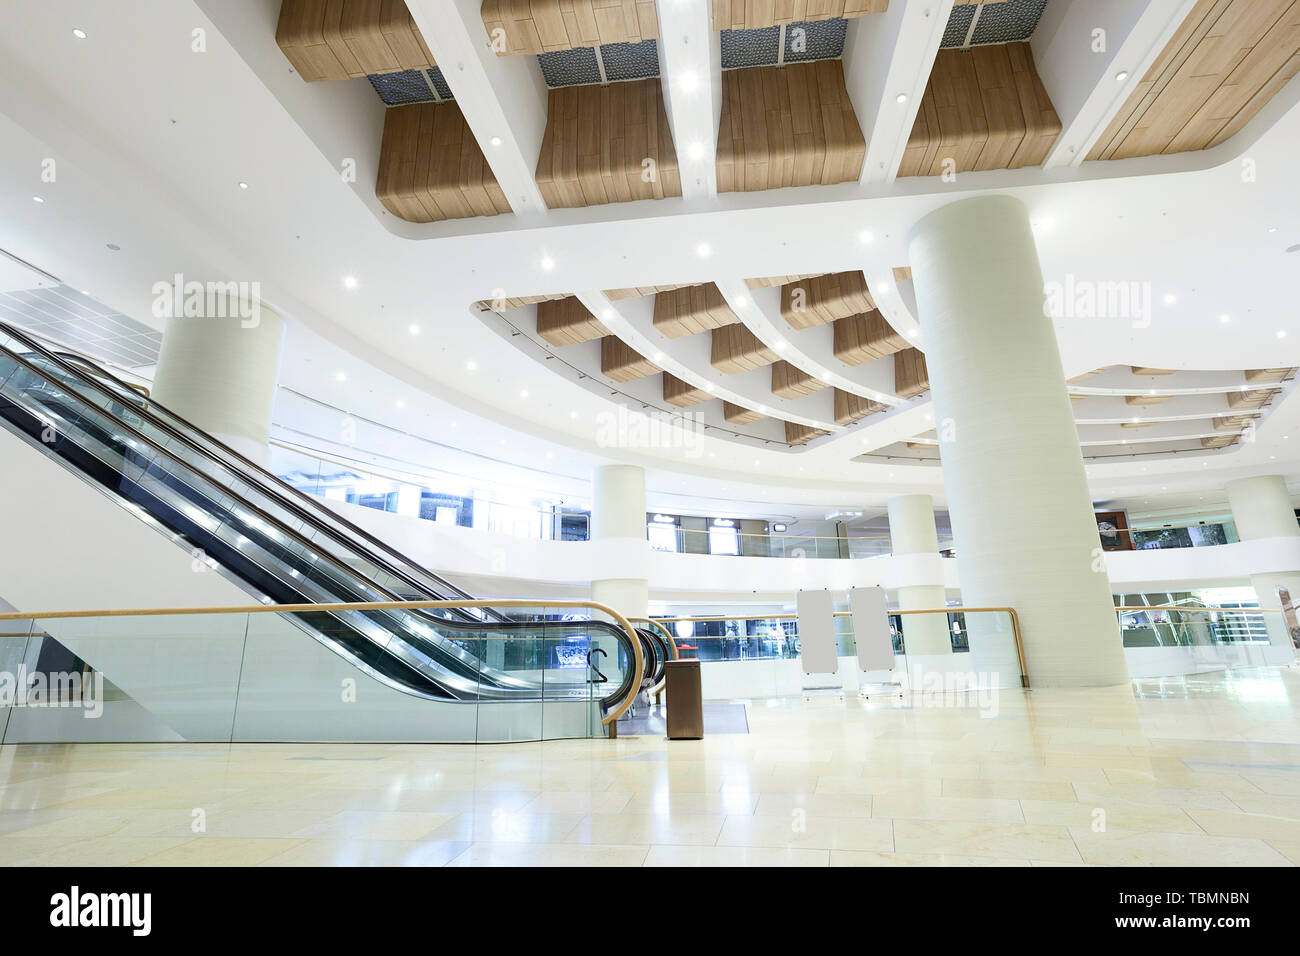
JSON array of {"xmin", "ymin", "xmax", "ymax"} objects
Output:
[
  {"xmin": 877, "ymin": 281, "xmax": 892, "ymax": 294},
  {"xmin": 1267, "ymin": 226, "xmax": 1278, "ymax": 233},
  {"xmin": 490, "ymin": 136, "xmax": 502, "ymax": 146},
  {"xmin": 679, "ymin": 70, "xmax": 700, "ymax": 93},
  {"xmin": 735, "ymin": 296, "xmax": 750, "ymax": 308},
  {"xmin": 570, "ymin": 410, "xmax": 578, "ymax": 419},
  {"xmin": 1220, "ymin": 314, "xmax": 1231, "ymax": 323},
  {"xmin": 32, "ymin": 196, "xmax": 43, "ymax": 203},
  {"xmin": 334, "ymin": 371, "xmax": 346, "ymax": 382},
  {"xmin": 1278, "ymin": 330, "xmax": 1288, "ymax": 339},
  {"xmin": 687, "ymin": 141, "xmax": 705, "ymax": 160},
  {"xmin": 895, "ymin": 93, "xmax": 907, "ymax": 103},
  {"xmin": 858, "ymin": 230, "xmax": 873, "ymax": 244},
  {"xmin": 238, "ymin": 181, "xmax": 249, "ymax": 190},
  {"xmin": 465, "ymin": 360, "xmax": 478, "ymax": 371},
  {"xmin": 695, "ymin": 242, "xmax": 712, "ymax": 258},
  {"xmin": 408, "ymin": 324, "xmax": 420, "ymax": 335},
  {"xmin": 395, "ymin": 399, "xmax": 405, "ymax": 408},
  {"xmin": 1115, "ymin": 71, "xmax": 1129, "ymax": 82},
  {"xmin": 72, "ymin": 28, "xmax": 87, "ymax": 39},
  {"xmin": 1163, "ymin": 293, "xmax": 1176, "ymax": 305},
  {"xmin": 703, "ymin": 382, "xmax": 715, "ymax": 392},
  {"xmin": 520, "ymin": 389, "xmax": 529, "ymax": 397},
  {"xmin": 539, "ymin": 255, "xmax": 555, "ymax": 271},
  {"xmin": 343, "ymin": 275, "xmax": 358, "ymax": 289}
]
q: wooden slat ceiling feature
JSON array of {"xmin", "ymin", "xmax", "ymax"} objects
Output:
[
  {"xmin": 663, "ymin": 373, "xmax": 711, "ymax": 407},
  {"xmin": 1120, "ymin": 421, "xmax": 1154, "ymax": 429},
  {"xmin": 652, "ymin": 284, "xmax": 738, "ymax": 338},
  {"xmin": 1131, "ymin": 366, "xmax": 1177, "ymax": 375},
  {"xmin": 1245, "ymin": 366, "xmax": 1298, "ymax": 383},
  {"xmin": 711, "ymin": 323, "xmax": 779, "ymax": 374},
  {"xmin": 482, "ymin": 0, "xmax": 659, "ymax": 56},
  {"xmin": 1227, "ymin": 387, "xmax": 1282, "ymax": 410},
  {"xmin": 780, "ymin": 272, "xmax": 874, "ymax": 330},
  {"xmin": 712, "ymin": 0, "xmax": 888, "ymax": 30},
  {"xmin": 536, "ymin": 296, "xmax": 611, "ymax": 346},
  {"xmin": 892, "ymin": 266, "xmax": 912, "ymax": 281},
  {"xmin": 894, "ymin": 348, "xmax": 930, "ymax": 398},
  {"xmin": 771, "ymin": 360, "xmax": 827, "ymax": 399},
  {"xmin": 605, "ymin": 284, "xmax": 693, "ymax": 300},
  {"xmin": 723, "ymin": 401, "xmax": 766, "ymax": 425},
  {"xmin": 833, "ymin": 310, "xmax": 908, "ymax": 365},
  {"xmin": 1088, "ymin": 0, "xmax": 1300, "ymax": 161},
  {"xmin": 537, "ymin": 79, "xmax": 682, "ymax": 208},
  {"xmin": 276, "ymin": 0, "xmax": 435, "ymax": 81},
  {"xmin": 477, "ymin": 292, "xmax": 568, "ymax": 311},
  {"xmin": 1124, "ymin": 393, "xmax": 1172, "ymax": 405},
  {"xmin": 1213, "ymin": 413, "xmax": 1260, "ymax": 431},
  {"xmin": 377, "ymin": 103, "xmax": 512, "ymax": 222},
  {"xmin": 1202, "ymin": 434, "xmax": 1241, "ymax": 449},
  {"xmin": 744, "ymin": 274, "xmax": 824, "ymax": 289},
  {"xmin": 785, "ymin": 421, "xmax": 829, "ymax": 445},
  {"xmin": 717, "ymin": 61, "xmax": 867, "ymax": 193},
  {"xmin": 1069, "ymin": 393, "xmax": 1088, "ymax": 403},
  {"xmin": 601, "ymin": 335, "xmax": 660, "ymax": 381},
  {"xmin": 834, "ymin": 388, "xmax": 884, "ymax": 425},
  {"xmin": 899, "ymin": 42, "xmax": 1061, "ymax": 177}
]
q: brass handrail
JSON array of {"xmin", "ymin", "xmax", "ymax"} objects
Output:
[
  {"xmin": 646, "ymin": 606, "xmax": 1028, "ymax": 688},
  {"xmin": 0, "ymin": 599, "xmax": 644, "ymax": 730}
]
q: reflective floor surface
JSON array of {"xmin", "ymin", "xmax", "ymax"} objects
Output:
[{"xmin": 2, "ymin": 666, "xmax": 1299, "ymax": 866}]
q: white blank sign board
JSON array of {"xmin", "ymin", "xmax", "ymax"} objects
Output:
[
  {"xmin": 796, "ymin": 589, "xmax": 838, "ymax": 674},
  {"xmin": 849, "ymin": 586, "xmax": 894, "ymax": 671}
]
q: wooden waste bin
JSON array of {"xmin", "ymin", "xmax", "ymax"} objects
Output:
[{"xmin": 664, "ymin": 660, "xmax": 703, "ymax": 739}]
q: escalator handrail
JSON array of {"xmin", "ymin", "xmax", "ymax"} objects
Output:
[
  {"xmin": 630, "ymin": 617, "xmax": 678, "ymax": 696},
  {"xmin": 0, "ymin": 598, "xmax": 645, "ymax": 727},
  {"xmin": 0, "ymin": 343, "xmax": 640, "ymax": 706},
  {"xmin": 0, "ymin": 321, "xmax": 498, "ymax": 623}
]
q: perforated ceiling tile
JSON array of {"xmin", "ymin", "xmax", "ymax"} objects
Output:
[
  {"xmin": 722, "ymin": 18, "xmax": 847, "ymax": 69},
  {"xmin": 601, "ymin": 39, "xmax": 660, "ymax": 82},
  {"xmin": 941, "ymin": 0, "xmax": 1049, "ymax": 48},
  {"xmin": 538, "ymin": 47, "xmax": 601, "ymax": 87},
  {"xmin": 0, "ymin": 285, "xmax": 162, "ymax": 368},
  {"xmin": 367, "ymin": 68, "xmax": 453, "ymax": 105}
]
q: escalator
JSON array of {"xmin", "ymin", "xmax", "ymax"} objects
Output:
[{"xmin": 0, "ymin": 320, "xmax": 646, "ymax": 735}]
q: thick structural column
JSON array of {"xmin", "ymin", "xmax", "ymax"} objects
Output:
[
  {"xmin": 887, "ymin": 494, "xmax": 951, "ymax": 655},
  {"xmin": 1226, "ymin": 475, "xmax": 1300, "ymax": 653},
  {"xmin": 590, "ymin": 464, "xmax": 649, "ymax": 619},
  {"xmin": 908, "ymin": 195, "xmax": 1128, "ymax": 687},
  {"xmin": 151, "ymin": 304, "xmax": 286, "ymax": 466}
]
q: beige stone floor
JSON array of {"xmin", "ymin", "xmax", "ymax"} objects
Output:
[{"xmin": 2, "ymin": 666, "xmax": 1299, "ymax": 866}]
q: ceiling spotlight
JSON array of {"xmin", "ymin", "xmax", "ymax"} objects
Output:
[
  {"xmin": 395, "ymin": 400, "xmax": 406, "ymax": 408},
  {"xmin": 1115, "ymin": 71, "xmax": 1130, "ymax": 82},
  {"xmin": 703, "ymin": 382, "xmax": 715, "ymax": 392},
  {"xmin": 653, "ymin": 352, "xmax": 664, "ymax": 362},
  {"xmin": 735, "ymin": 296, "xmax": 750, "ymax": 308},
  {"xmin": 72, "ymin": 28, "xmax": 87, "ymax": 39},
  {"xmin": 1279, "ymin": 330, "xmax": 1288, "ymax": 339},
  {"xmin": 334, "ymin": 371, "xmax": 346, "ymax": 382},
  {"xmin": 859, "ymin": 230, "xmax": 873, "ymax": 244},
  {"xmin": 1163, "ymin": 293, "xmax": 1176, "ymax": 305},
  {"xmin": 687, "ymin": 141, "xmax": 705, "ymax": 160},
  {"xmin": 696, "ymin": 242, "xmax": 712, "ymax": 258},
  {"xmin": 342, "ymin": 275, "xmax": 358, "ymax": 289},
  {"xmin": 1267, "ymin": 226, "xmax": 1278, "ymax": 233},
  {"xmin": 408, "ymin": 324, "xmax": 420, "ymax": 335},
  {"xmin": 570, "ymin": 410, "xmax": 578, "ymax": 419},
  {"xmin": 32, "ymin": 196, "xmax": 44, "ymax": 203},
  {"xmin": 465, "ymin": 360, "xmax": 478, "ymax": 371},
  {"xmin": 238, "ymin": 181, "xmax": 249, "ymax": 190},
  {"xmin": 679, "ymin": 70, "xmax": 700, "ymax": 93},
  {"xmin": 1220, "ymin": 314, "xmax": 1231, "ymax": 323},
  {"xmin": 876, "ymin": 281, "xmax": 892, "ymax": 294},
  {"xmin": 895, "ymin": 93, "xmax": 907, "ymax": 104},
  {"xmin": 520, "ymin": 389, "xmax": 529, "ymax": 397},
  {"xmin": 489, "ymin": 136, "xmax": 502, "ymax": 146},
  {"xmin": 539, "ymin": 255, "xmax": 555, "ymax": 271}
]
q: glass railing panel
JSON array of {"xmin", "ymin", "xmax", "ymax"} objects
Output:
[
  {"xmin": 892, "ymin": 609, "xmax": 1022, "ymax": 694},
  {"xmin": 0, "ymin": 620, "xmax": 34, "ymax": 743}
]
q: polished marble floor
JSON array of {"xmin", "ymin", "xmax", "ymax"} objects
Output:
[{"xmin": 2, "ymin": 666, "xmax": 1299, "ymax": 866}]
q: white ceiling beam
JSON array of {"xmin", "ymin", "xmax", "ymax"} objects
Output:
[
  {"xmin": 844, "ymin": 0, "xmax": 954, "ymax": 185},
  {"xmin": 404, "ymin": 0, "xmax": 548, "ymax": 216},
  {"xmin": 1036, "ymin": 0, "xmax": 1199, "ymax": 169},
  {"xmin": 655, "ymin": 0, "xmax": 721, "ymax": 201}
]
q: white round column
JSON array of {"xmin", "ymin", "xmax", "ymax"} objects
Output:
[
  {"xmin": 908, "ymin": 195, "xmax": 1128, "ymax": 687},
  {"xmin": 590, "ymin": 464, "xmax": 649, "ymax": 618},
  {"xmin": 1226, "ymin": 475, "xmax": 1300, "ymax": 653},
  {"xmin": 887, "ymin": 494, "xmax": 951, "ymax": 655},
  {"xmin": 151, "ymin": 305, "xmax": 286, "ymax": 467}
]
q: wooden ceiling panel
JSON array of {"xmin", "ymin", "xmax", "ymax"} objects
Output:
[
  {"xmin": 1244, "ymin": 366, "xmax": 1298, "ymax": 383},
  {"xmin": 712, "ymin": 0, "xmax": 889, "ymax": 31},
  {"xmin": 601, "ymin": 335, "xmax": 660, "ymax": 381},
  {"xmin": 277, "ymin": 0, "xmax": 435, "ymax": 81},
  {"xmin": 663, "ymin": 373, "xmax": 712, "ymax": 408},
  {"xmin": 745, "ymin": 274, "xmax": 825, "ymax": 289},
  {"xmin": 711, "ymin": 323, "xmax": 779, "ymax": 374},
  {"xmin": 605, "ymin": 284, "xmax": 693, "ymax": 300},
  {"xmin": 1227, "ymin": 387, "xmax": 1283, "ymax": 410},
  {"xmin": 780, "ymin": 272, "xmax": 874, "ymax": 330},
  {"xmin": 1124, "ymin": 393, "xmax": 1171, "ymax": 405},
  {"xmin": 899, "ymin": 42, "xmax": 1060, "ymax": 177},
  {"xmin": 1202, "ymin": 434, "xmax": 1241, "ymax": 449},
  {"xmin": 771, "ymin": 360, "xmax": 827, "ymax": 399},
  {"xmin": 785, "ymin": 421, "xmax": 829, "ymax": 446},
  {"xmin": 536, "ymin": 79, "xmax": 682, "ymax": 208},
  {"xmin": 652, "ymin": 284, "xmax": 739, "ymax": 338},
  {"xmin": 1131, "ymin": 366, "xmax": 1177, "ymax": 375},
  {"xmin": 834, "ymin": 388, "xmax": 884, "ymax": 425},
  {"xmin": 482, "ymin": 0, "xmax": 659, "ymax": 56},
  {"xmin": 723, "ymin": 401, "xmax": 766, "ymax": 425},
  {"xmin": 1089, "ymin": 0, "xmax": 1300, "ymax": 160},
  {"xmin": 1213, "ymin": 413, "xmax": 1260, "ymax": 431},
  {"xmin": 717, "ymin": 61, "xmax": 866, "ymax": 193},
  {"xmin": 478, "ymin": 293, "xmax": 568, "ymax": 311},
  {"xmin": 537, "ymin": 296, "xmax": 611, "ymax": 345},
  {"xmin": 376, "ymin": 103, "xmax": 512, "ymax": 222},
  {"xmin": 833, "ymin": 310, "xmax": 908, "ymax": 365},
  {"xmin": 894, "ymin": 348, "xmax": 930, "ymax": 398}
]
